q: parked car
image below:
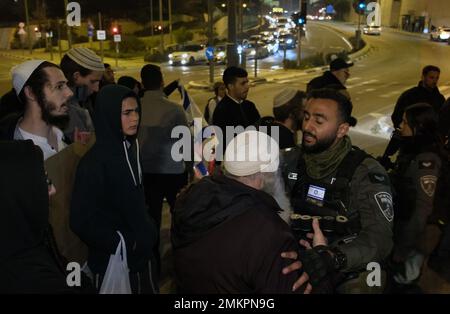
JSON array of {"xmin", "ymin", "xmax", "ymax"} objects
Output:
[
  {"xmin": 213, "ymin": 44, "xmax": 227, "ymax": 64},
  {"xmin": 363, "ymin": 24, "xmax": 382, "ymax": 36},
  {"xmin": 168, "ymin": 44, "xmax": 207, "ymax": 66},
  {"xmin": 430, "ymin": 26, "xmax": 450, "ymax": 42}
]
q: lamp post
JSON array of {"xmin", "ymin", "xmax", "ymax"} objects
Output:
[
  {"xmin": 23, "ymin": 0, "xmax": 32, "ymax": 54},
  {"xmin": 168, "ymin": 0, "xmax": 173, "ymax": 44},
  {"xmin": 159, "ymin": 0, "xmax": 164, "ymax": 54},
  {"xmin": 150, "ymin": 0, "xmax": 154, "ymax": 36},
  {"xmin": 63, "ymin": 0, "xmax": 72, "ymax": 49}
]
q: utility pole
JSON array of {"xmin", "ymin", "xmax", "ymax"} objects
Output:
[
  {"xmin": 227, "ymin": 0, "xmax": 238, "ymax": 67},
  {"xmin": 296, "ymin": 0, "xmax": 303, "ymax": 67},
  {"xmin": 24, "ymin": 0, "xmax": 32, "ymax": 54},
  {"xmin": 356, "ymin": 9, "xmax": 362, "ymax": 50},
  {"xmin": 98, "ymin": 12, "xmax": 104, "ymax": 62},
  {"xmin": 150, "ymin": 0, "xmax": 154, "ymax": 36},
  {"xmin": 63, "ymin": 0, "xmax": 72, "ymax": 49},
  {"xmin": 159, "ymin": 0, "xmax": 164, "ymax": 54},
  {"xmin": 168, "ymin": 0, "xmax": 173, "ymax": 44},
  {"xmin": 208, "ymin": 0, "xmax": 215, "ymax": 85}
]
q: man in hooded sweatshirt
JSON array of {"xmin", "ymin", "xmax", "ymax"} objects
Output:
[
  {"xmin": 0, "ymin": 140, "xmax": 73, "ymax": 293},
  {"xmin": 70, "ymin": 85, "xmax": 159, "ymax": 294}
]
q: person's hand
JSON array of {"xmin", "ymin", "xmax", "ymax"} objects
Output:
[
  {"xmin": 280, "ymin": 251, "xmax": 312, "ymax": 293},
  {"xmin": 300, "ymin": 218, "xmax": 328, "ymax": 249}
]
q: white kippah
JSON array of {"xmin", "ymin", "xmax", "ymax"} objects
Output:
[
  {"xmin": 224, "ymin": 130, "xmax": 279, "ymax": 177},
  {"xmin": 273, "ymin": 87, "xmax": 298, "ymax": 108},
  {"xmin": 11, "ymin": 60, "xmax": 46, "ymax": 96}
]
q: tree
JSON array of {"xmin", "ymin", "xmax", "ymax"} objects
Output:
[{"xmin": 173, "ymin": 27, "xmax": 194, "ymax": 44}]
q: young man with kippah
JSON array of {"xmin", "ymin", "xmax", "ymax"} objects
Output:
[
  {"xmin": 0, "ymin": 60, "xmax": 73, "ymax": 160},
  {"xmin": 60, "ymin": 47, "xmax": 105, "ymax": 143}
]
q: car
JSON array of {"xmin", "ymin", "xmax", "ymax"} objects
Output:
[
  {"xmin": 168, "ymin": 44, "xmax": 207, "ymax": 66},
  {"xmin": 213, "ymin": 44, "xmax": 227, "ymax": 64},
  {"xmin": 258, "ymin": 39, "xmax": 279, "ymax": 55},
  {"xmin": 430, "ymin": 27, "xmax": 450, "ymax": 42},
  {"xmin": 238, "ymin": 42, "xmax": 269, "ymax": 59},
  {"xmin": 363, "ymin": 25, "xmax": 382, "ymax": 36},
  {"xmin": 278, "ymin": 34, "xmax": 296, "ymax": 49}
]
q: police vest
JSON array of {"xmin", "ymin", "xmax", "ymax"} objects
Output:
[{"xmin": 286, "ymin": 147, "xmax": 372, "ymax": 238}]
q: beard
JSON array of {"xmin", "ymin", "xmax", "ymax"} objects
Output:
[
  {"xmin": 302, "ymin": 130, "xmax": 337, "ymax": 154},
  {"xmin": 40, "ymin": 98, "xmax": 70, "ymax": 130}
]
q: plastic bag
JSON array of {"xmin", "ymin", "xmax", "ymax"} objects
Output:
[{"xmin": 99, "ymin": 231, "xmax": 132, "ymax": 294}]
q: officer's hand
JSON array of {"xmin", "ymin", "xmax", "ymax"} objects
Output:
[
  {"xmin": 305, "ymin": 218, "xmax": 328, "ymax": 248},
  {"xmin": 280, "ymin": 252, "xmax": 312, "ymax": 293}
]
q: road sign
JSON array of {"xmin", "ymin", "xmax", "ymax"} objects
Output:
[
  {"xmin": 114, "ymin": 34, "xmax": 122, "ymax": 42},
  {"xmin": 205, "ymin": 46, "xmax": 214, "ymax": 61},
  {"xmin": 97, "ymin": 30, "xmax": 106, "ymax": 41}
]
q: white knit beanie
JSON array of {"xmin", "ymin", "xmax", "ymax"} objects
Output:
[{"xmin": 224, "ymin": 130, "xmax": 279, "ymax": 176}]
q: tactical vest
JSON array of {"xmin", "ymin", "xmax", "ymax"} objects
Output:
[{"xmin": 286, "ymin": 147, "xmax": 372, "ymax": 240}]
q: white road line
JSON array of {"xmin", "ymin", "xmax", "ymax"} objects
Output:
[{"xmin": 347, "ymin": 79, "xmax": 379, "ymax": 89}]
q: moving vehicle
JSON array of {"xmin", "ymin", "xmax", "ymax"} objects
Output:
[
  {"xmin": 168, "ymin": 44, "xmax": 207, "ymax": 66},
  {"xmin": 430, "ymin": 27, "xmax": 450, "ymax": 42},
  {"xmin": 363, "ymin": 24, "xmax": 382, "ymax": 36}
]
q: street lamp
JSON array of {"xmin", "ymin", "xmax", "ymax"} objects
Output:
[{"xmin": 16, "ymin": 0, "xmax": 33, "ymax": 54}]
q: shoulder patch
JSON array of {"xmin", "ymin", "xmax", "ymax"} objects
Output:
[
  {"xmin": 374, "ymin": 192, "xmax": 394, "ymax": 222},
  {"xmin": 419, "ymin": 160, "xmax": 435, "ymax": 170},
  {"xmin": 420, "ymin": 175, "xmax": 437, "ymax": 197},
  {"xmin": 369, "ymin": 173, "xmax": 389, "ymax": 185}
]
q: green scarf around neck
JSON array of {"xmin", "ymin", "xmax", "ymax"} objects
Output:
[{"xmin": 303, "ymin": 135, "xmax": 352, "ymax": 179}]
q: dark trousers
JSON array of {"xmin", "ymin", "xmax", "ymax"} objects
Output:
[{"xmin": 143, "ymin": 172, "xmax": 188, "ymax": 275}]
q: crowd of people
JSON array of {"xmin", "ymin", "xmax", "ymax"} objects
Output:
[{"xmin": 0, "ymin": 47, "xmax": 449, "ymax": 294}]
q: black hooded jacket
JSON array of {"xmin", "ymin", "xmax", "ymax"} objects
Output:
[
  {"xmin": 391, "ymin": 81, "xmax": 446, "ymax": 129},
  {"xmin": 306, "ymin": 71, "xmax": 346, "ymax": 93},
  {"xmin": 0, "ymin": 140, "xmax": 71, "ymax": 293},
  {"xmin": 172, "ymin": 175, "xmax": 302, "ymax": 293},
  {"xmin": 70, "ymin": 85, "xmax": 157, "ymax": 275}
]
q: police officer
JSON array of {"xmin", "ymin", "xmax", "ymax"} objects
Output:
[
  {"xmin": 389, "ymin": 103, "xmax": 445, "ymax": 290},
  {"xmin": 281, "ymin": 89, "xmax": 393, "ymax": 293}
]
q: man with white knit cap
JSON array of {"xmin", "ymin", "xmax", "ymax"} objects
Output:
[
  {"xmin": 0, "ymin": 60, "xmax": 73, "ymax": 160},
  {"xmin": 171, "ymin": 130, "xmax": 311, "ymax": 294},
  {"xmin": 259, "ymin": 87, "xmax": 306, "ymax": 149},
  {"xmin": 60, "ymin": 47, "xmax": 105, "ymax": 143}
]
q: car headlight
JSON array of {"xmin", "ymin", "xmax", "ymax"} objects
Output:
[
  {"xmin": 286, "ymin": 39, "xmax": 293, "ymax": 44},
  {"xmin": 237, "ymin": 45, "xmax": 243, "ymax": 54},
  {"xmin": 218, "ymin": 51, "xmax": 225, "ymax": 57},
  {"xmin": 169, "ymin": 60, "xmax": 173, "ymax": 65},
  {"xmin": 182, "ymin": 53, "xmax": 188, "ymax": 59},
  {"xmin": 250, "ymin": 50, "xmax": 256, "ymax": 56},
  {"xmin": 440, "ymin": 33, "xmax": 450, "ymax": 40},
  {"xmin": 181, "ymin": 59, "xmax": 187, "ymax": 65},
  {"xmin": 168, "ymin": 54, "xmax": 173, "ymax": 59}
]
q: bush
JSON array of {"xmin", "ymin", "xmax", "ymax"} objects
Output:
[
  {"xmin": 110, "ymin": 35, "xmax": 146, "ymax": 53},
  {"xmin": 144, "ymin": 51, "xmax": 167, "ymax": 63},
  {"xmin": 173, "ymin": 27, "xmax": 194, "ymax": 45},
  {"xmin": 283, "ymin": 53, "xmax": 326, "ymax": 70}
]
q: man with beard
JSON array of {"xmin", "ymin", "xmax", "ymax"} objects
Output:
[
  {"xmin": 280, "ymin": 89, "xmax": 393, "ymax": 293},
  {"xmin": 258, "ymin": 88, "xmax": 306, "ymax": 149},
  {"xmin": 391, "ymin": 65, "xmax": 445, "ymax": 129},
  {"xmin": 0, "ymin": 60, "xmax": 73, "ymax": 160},
  {"xmin": 60, "ymin": 47, "xmax": 105, "ymax": 143}
]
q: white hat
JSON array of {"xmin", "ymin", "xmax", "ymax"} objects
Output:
[
  {"xmin": 11, "ymin": 60, "xmax": 46, "ymax": 96},
  {"xmin": 273, "ymin": 87, "xmax": 298, "ymax": 108},
  {"xmin": 224, "ymin": 130, "xmax": 279, "ymax": 177}
]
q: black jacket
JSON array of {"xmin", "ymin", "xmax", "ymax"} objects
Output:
[
  {"xmin": 172, "ymin": 175, "xmax": 303, "ymax": 294},
  {"xmin": 307, "ymin": 71, "xmax": 346, "ymax": 93},
  {"xmin": 391, "ymin": 82, "xmax": 446, "ymax": 128},
  {"xmin": 0, "ymin": 140, "xmax": 71, "ymax": 293},
  {"xmin": 70, "ymin": 85, "xmax": 157, "ymax": 276},
  {"xmin": 212, "ymin": 95, "xmax": 260, "ymax": 132}
]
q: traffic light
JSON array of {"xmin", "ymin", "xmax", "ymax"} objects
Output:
[
  {"xmin": 111, "ymin": 25, "xmax": 122, "ymax": 35},
  {"xmin": 353, "ymin": 0, "xmax": 367, "ymax": 14}
]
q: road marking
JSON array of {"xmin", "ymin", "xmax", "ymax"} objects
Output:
[
  {"xmin": 347, "ymin": 79, "xmax": 379, "ymax": 89},
  {"xmin": 380, "ymin": 90, "xmax": 403, "ymax": 98}
]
